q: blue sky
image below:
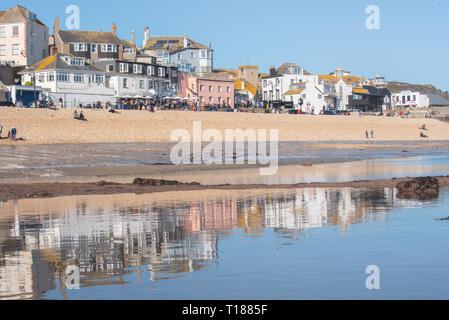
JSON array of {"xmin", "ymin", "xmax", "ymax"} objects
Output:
[{"xmin": 4, "ymin": 0, "xmax": 449, "ymax": 91}]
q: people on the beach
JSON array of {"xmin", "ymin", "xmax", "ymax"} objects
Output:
[
  {"xmin": 371, "ymin": 130, "xmax": 375, "ymax": 139},
  {"xmin": 420, "ymin": 132, "xmax": 428, "ymax": 138},
  {"xmin": 79, "ymin": 111, "xmax": 86, "ymax": 121},
  {"xmin": 73, "ymin": 110, "xmax": 79, "ymax": 119},
  {"xmin": 9, "ymin": 127, "xmax": 17, "ymax": 141}
]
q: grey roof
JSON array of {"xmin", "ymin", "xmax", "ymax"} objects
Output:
[
  {"xmin": 57, "ymin": 30, "xmax": 122, "ymax": 44},
  {"xmin": 0, "ymin": 5, "xmax": 47, "ymax": 27},
  {"xmin": 428, "ymin": 93, "xmax": 449, "ymax": 106},
  {"xmin": 20, "ymin": 54, "xmax": 106, "ymax": 73}
]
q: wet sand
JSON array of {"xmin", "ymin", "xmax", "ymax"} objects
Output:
[{"xmin": 1, "ymin": 176, "xmax": 448, "ymax": 202}]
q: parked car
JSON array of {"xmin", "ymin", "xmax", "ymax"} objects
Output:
[
  {"xmin": 287, "ymin": 109, "xmax": 301, "ymax": 114},
  {"xmin": 0, "ymin": 101, "xmax": 14, "ymax": 107},
  {"xmin": 321, "ymin": 110, "xmax": 337, "ymax": 115}
]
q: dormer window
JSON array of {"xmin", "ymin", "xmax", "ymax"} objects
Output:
[
  {"xmin": 28, "ymin": 12, "xmax": 37, "ymax": 22},
  {"xmin": 65, "ymin": 57, "xmax": 85, "ymax": 66}
]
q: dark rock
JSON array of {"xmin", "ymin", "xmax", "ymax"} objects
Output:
[
  {"xmin": 302, "ymin": 162, "xmax": 313, "ymax": 167},
  {"xmin": 132, "ymin": 178, "xmax": 200, "ymax": 186},
  {"xmin": 440, "ymin": 217, "xmax": 449, "ymax": 221},
  {"xmin": 396, "ymin": 177, "xmax": 439, "ymax": 200}
]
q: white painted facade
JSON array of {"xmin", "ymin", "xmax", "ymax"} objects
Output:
[
  {"xmin": 391, "ymin": 90, "xmax": 430, "ymax": 109},
  {"xmin": 21, "ymin": 56, "xmax": 114, "ymax": 107},
  {"xmin": 263, "ymin": 73, "xmax": 335, "ymax": 114}
]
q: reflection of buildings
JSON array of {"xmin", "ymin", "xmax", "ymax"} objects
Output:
[{"xmin": 0, "ymin": 187, "xmax": 412, "ymax": 299}]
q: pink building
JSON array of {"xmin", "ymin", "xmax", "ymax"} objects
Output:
[{"xmin": 178, "ymin": 72, "xmax": 235, "ymax": 107}]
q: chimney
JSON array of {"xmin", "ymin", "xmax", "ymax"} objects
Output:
[
  {"xmin": 183, "ymin": 35, "xmax": 188, "ymax": 48},
  {"xmin": 269, "ymin": 65, "xmax": 276, "ymax": 76},
  {"xmin": 143, "ymin": 26, "xmax": 150, "ymax": 48},
  {"xmin": 242, "ymin": 80, "xmax": 245, "ymax": 90},
  {"xmin": 112, "ymin": 23, "xmax": 117, "ymax": 37},
  {"xmin": 131, "ymin": 29, "xmax": 135, "ymax": 46},
  {"xmin": 53, "ymin": 17, "xmax": 60, "ymax": 34}
]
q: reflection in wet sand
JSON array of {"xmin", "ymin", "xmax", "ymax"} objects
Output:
[{"xmin": 0, "ymin": 187, "xmax": 427, "ymax": 300}]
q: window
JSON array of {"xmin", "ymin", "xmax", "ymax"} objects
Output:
[
  {"xmin": 101, "ymin": 44, "xmax": 117, "ymax": 52},
  {"xmin": 74, "ymin": 73, "xmax": 84, "ymax": 83},
  {"xmin": 120, "ymin": 63, "xmax": 129, "ymax": 73},
  {"xmin": 207, "ymin": 51, "xmax": 212, "ymax": 59},
  {"xmin": 178, "ymin": 53, "xmax": 182, "ymax": 60},
  {"xmin": 158, "ymin": 67, "xmax": 165, "ymax": 77},
  {"xmin": 124, "ymin": 48, "xmax": 134, "ymax": 54},
  {"xmin": 227, "ymin": 97, "xmax": 230, "ymax": 104},
  {"xmin": 201, "ymin": 50, "xmax": 206, "ymax": 58},
  {"xmin": 218, "ymin": 86, "xmax": 222, "ymax": 93},
  {"xmin": 0, "ymin": 26, "xmax": 5, "ymax": 37},
  {"xmin": 200, "ymin": 96, "xmax": 204, "ymax": 103},
  {"xmin": 318, "ymin": 94, "xmax": 322, "ymax": 99},
  {"xmin": 171, "ymin": 70, "xmax": 177, "ymax": 77},
  {"xmin": 209, "ymin": 96, "xmax": 213, "ymax": 103},
  {"xmin": 93, "ymin": 75, "xmax": 103, "ymax": 84},
  {"xmin": 69, "ymin": 58, "xmax": 85, "ymax": 66},
  {"xmin": 190, "ymin": 52, "xmax": 195, "ymax": 59},
  {"xmin": 133, "ymin": 64, "xmax": 142, "ymax": 74},
  {"xmin": 123, "ymin": 78, "xmax": 128, "ymax": 88},
  {"xmin": 56, "ymin": 72, "xmax": 70, "ymax": 82},
  {"xmin": 12, "ymin": 26, "xmax": 19, "ymax": 37},
  {"xmin": 106, "ymin": 65, "xmax": 114, "ymax": 72},
  {"xmin": 47, "ymin": 73, "xmax": 54, "ymax": 81},
  {"xmin": 147, "ymin": 66, "xmax": 155, "ymax": 75},
  {"xmin": 227, "ymin": 86, "xmax": 230, "ymax": 93},
  {"xmin": 0, "ymin": 45, "xmax": 6, "ymax": 56},
  {"xmin": 74, "ymin": 43, "xmax": 88, "ymax": 52},
  {"xmin": 200, "ymin": 85, "xmax": 204, "ymax": 91},
  {"xmin": 149, "ymin": 81, "xmax": 154, "ymax": 89},
  {"xmin": 208, "ymin": 86, "xmax": 213, "ymax": 92},
  {"xmin": 263, "ymin": 80, "xmax": 267, "ymax": 88},
  {"xmin": 218, "ymin": 97, "xmax": 222, "ymax": 104},
  {"xmin": 37, "ymin": 74, "xmax": 45, "ymax": 83},
  {"xmin": 92, "ymin": 44, "xmax": 97, "ymax": 53},
  {"xmin": 154, "ymin": 81, "xmax": 158, "ymax": 89},
  {"xmin": 139, "ymin": 80, "xmax": 145, "ymax": 89},
  {"xmin": 413, "ymin": 95, "xmax": 416, "ymax": 101},
  {"xmin": 12, "ymin": 44, "xmax": 20, "ymax": 55},
  {"xmin": 353, "ymin": 94, "xmax": 363, "ymax": 101}
]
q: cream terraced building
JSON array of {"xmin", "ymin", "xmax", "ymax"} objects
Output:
[{"xmin": 0, "ymin": 5, "xmax": 48, "ymax": 67}]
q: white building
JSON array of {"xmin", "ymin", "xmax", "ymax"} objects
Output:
[
  {"xmin": 0, "ymin": 5, "xmax": 49, "ymax": 67},
  {"xmin": 143, "ymin": 28, "xmax": 213, "ymax": 73},
  {"xmin": 20, "ymin": 53, "xmax": 114, "ymax": 107},
  {"xmin": 391, "ymin": 90, "xmax": 430, "ymax": 109},
  {"xmin": 262, "ymin": 63, "xmax": 336, "ymax": 114}
]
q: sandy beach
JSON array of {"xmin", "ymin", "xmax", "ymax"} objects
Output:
[{"xmin": 0, "ymin": 108, "xmax": 448, "ymax": 145}]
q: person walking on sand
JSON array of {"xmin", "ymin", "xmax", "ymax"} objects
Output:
[
  {"xmin": 371, "ymin": 130, "xmax": 375, "ymax": 139},
  {"xmin": 365, "ymin": 130, "xmax": 369, "ymax": 139}
]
